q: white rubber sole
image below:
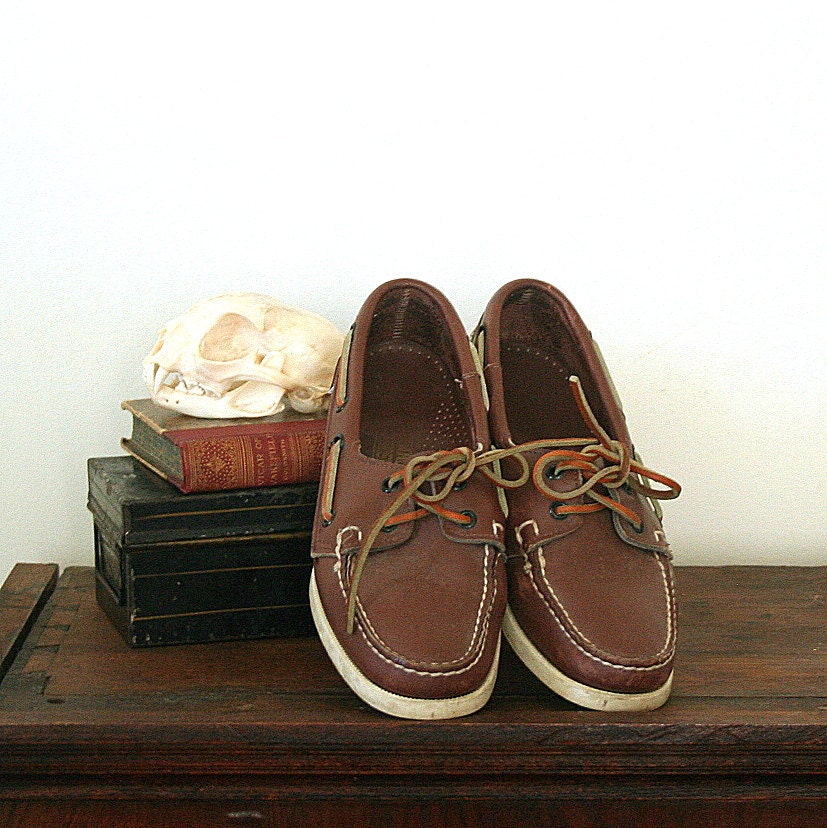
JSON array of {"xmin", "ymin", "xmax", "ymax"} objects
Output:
[
  {"xmin": 502, "ymin": 604, "xmax": 673, "ymax": 712},
  {"xmin": 309, "ymin": 571, "xmax": 500, "ymax": 719}
]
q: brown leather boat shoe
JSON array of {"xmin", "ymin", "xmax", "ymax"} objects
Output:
[
  {"xmin": 473, "ymin": 279, "xmax": 681, "ymax": 711},
  {"xmin": 310, "ymin": 279, "xmax": 508, "ymax": 719}
]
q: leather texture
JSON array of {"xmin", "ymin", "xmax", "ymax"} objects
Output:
[
  {"xmin": 475, "ymin": 279, "xmax": 676, "ymax": 696},
  {"xmin": 311, "ymin": 279, "xmax": 507, "ymax": 705}
]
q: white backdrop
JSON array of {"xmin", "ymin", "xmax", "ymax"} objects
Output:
[{"xmin": 1, "ymin": 2, "xmax": 825, "ymax": 586}]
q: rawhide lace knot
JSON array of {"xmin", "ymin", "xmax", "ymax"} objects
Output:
[
  {"xmin": 345, "ymin": 445, "xmax": 526, "ymax": 633},
  {"xmin": 515, "ymin": 375, "xmax": 681, "ymax": 527},
  {"xmin": 343, "ymin": 376, "xmax": 681, "ymax": 634}
]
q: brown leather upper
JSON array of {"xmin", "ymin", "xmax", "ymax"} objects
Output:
[
  {"xmin": 311, "ymin": 280, "xmax": 507, "ymax": 700},
  {"xmin": 475, "ymin": 279, "xmax": 676, "ymax": 694}
]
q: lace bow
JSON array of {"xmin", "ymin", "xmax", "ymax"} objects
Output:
[{"xmin": 331, "ymin": 375, "xmax": 680, "ymax": 634}]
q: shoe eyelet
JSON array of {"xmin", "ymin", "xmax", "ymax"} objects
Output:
[
  {"xmin": 321, "ymin": 511, "xmax": 336, "ymax": 527},
  {"xmin": 544, "ymin": 464, "xmax": 564, "ymax": 481},
  {"xmin": 380, "ymin": 524, "xmax": 398, "ymax": 534},
  {"xmin": 459, "ymin": 510, "xmax": 477, "ymax": 529},
  {"xmin": 453, "ymin": 479, "xmax": 468, "ymax": 491},
  {"xmin": 382, "ymin": 477, "xmax": 401, "ymax": 493},
  {"xmin": 631, "ymin": 520, "xmax": 646, "ymax": 534},
  {"xmin": 549, "ymin": 503, "xmax": 568, "ymax": 520}
]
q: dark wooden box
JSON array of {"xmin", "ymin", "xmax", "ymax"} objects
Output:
[
  {"xmin": 87, "ymin": 456, "xmax": 317, "ymax": 646},
  {"xmin": 92, "ymin": 521, "xmax": 315, "ymax": 646},
  {"xmin": 87, "ymin": 455, "xmax": 318, "ymax": 545}
]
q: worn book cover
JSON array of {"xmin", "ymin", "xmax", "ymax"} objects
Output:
[{"xmin": 121, "ymin": 398, "xmax": 326, "ymax": 493}]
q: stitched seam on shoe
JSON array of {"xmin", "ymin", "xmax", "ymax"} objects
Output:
[
  {"xmin": 534, "ymin": 545, "xmax": 672, "ymax": 659},
  {"xmin": 356, "ymin": 544, "xmax": 495, "ymax": 672},
  {"xmin": 332, "ymin": 526, "xmax": 362, "ymax": 583},
  {"xmin": 331, "ymin": 528, "xmax": 496, "ymax": 674},
  {"xmin": 529, "ymin": 545, "xmax": 674, "ymax": 672},
  {"xmin": 535, "ymin": 542, "xmax": 674, "ymax": 665},
  {"xmin": 355, "ymin": 575, "xmax": 496, "ymax": 678},
  {"xmin": 357, "ymin": 605, "xmax": 494, "ymax": 678},
  {"xmin": 532, "ymin": 544, "xmax": 673, "ymax": 670},
  {"xmin": 514, "ymin": 519, "xmax": 539, "ymax": 549}
]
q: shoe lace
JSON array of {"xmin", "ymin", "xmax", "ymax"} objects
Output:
[
  {"xmin": 342, "ymin": 375, "xmax": 680, "ymax": 634},
  {"xmin": 345, "ymin": 445, "xmax": 529, "ymax": 633},
  {"xmin": 496, "ymin": 375, "xmax": 682, "ymax": 526}
]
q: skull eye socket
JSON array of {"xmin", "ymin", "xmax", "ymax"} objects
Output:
[{"xmin": 199, "ymin": 313, "xmax": 260, "ymax": 362}]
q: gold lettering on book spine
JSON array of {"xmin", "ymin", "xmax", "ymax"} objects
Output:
[{"xmin": 183, "ymin": 428, "xmax": 324, "ymax": 491}]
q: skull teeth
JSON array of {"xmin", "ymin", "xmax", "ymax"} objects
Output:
[
  {"xmin": 152, "ymin": 367, "xmax": 170, "ymax": 395},
  {"xmin": 150, "ymin": 366, "xmax": 219, "ymax": 398}
]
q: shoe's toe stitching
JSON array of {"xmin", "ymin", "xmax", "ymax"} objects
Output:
[
  {"xmin": 355, "ymin": 544, "xmax": 499, "ymax": 677},
  {"xmin": 528, "ymin": 545, "xmax": 675, "ymax": 672}
]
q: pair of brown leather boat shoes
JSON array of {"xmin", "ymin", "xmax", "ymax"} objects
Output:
[{"xmin": 310, "ymin": 279, "xmax": 680, "ymax": 719}]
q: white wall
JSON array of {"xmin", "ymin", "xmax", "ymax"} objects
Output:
[{"xmin": 1, "ymin": 2, "xmax": 825, "ymax": 586}]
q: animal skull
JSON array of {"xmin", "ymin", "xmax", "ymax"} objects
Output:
[{"xmin": 143, "ymin": 293, "xmax": 344, "ymax": 418}]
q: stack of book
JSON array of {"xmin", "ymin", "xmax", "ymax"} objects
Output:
[{"xmin": 88, "ymin": 399, "xmax": 326, "ymax": 647}]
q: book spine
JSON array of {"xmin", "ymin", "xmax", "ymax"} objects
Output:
[{"xmin": 178, "ymin": 430, "xmax": 325, "ymax": 492}]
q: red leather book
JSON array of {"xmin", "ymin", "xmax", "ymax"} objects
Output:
[{"xmin": 121, "ymin": 399, "xmax": 326, "ymax": 493}]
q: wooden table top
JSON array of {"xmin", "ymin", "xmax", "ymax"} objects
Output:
[{"xmin": 0, "ymin": 563, "xmax": 824, "ymax": 827}]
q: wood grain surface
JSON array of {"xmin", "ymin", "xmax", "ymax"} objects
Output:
[
  {"xmin": 0, "ymin": 564, "xmax": 824, "ymax": 827},
  {"xmin": 0, "ymin": 563, "xmax": 58, "ymax": 682}
]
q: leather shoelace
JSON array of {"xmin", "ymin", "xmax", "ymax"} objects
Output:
[
  {"xmin": 341, "ymin": 375, "xmax": 681, "ymax": 634},
  {"xmin": 344, "ymin": 445, "xmax": 528, "ymax": 632},
  {"xmin": 510, "ymin": 375, "xmax": 682, "ymax": 526}
]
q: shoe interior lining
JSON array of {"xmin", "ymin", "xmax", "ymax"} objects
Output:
[
  {"xmin": 499, "ymin": 287, "xmax": 609, "ymax": 445},
  {"xmin": 360, "ymin": 287, "xmax": 472, "ymax": 463}
]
